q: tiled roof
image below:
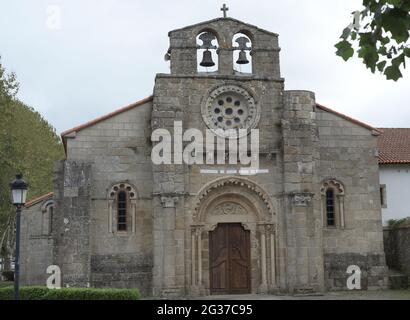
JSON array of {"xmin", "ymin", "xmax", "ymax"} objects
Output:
[
  {"xmin": 24, "ymin": 192, "xmax": 53, "ymax": 208},
  {"xmin": 378, "ymin": 128, "xmax": 410, "ymax": 164}
]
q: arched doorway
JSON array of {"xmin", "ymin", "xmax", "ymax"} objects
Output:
[{"xmin": 190, "ymin": 177, "xmax": 277, "ymax": 295}]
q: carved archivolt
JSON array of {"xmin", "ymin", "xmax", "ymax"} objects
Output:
[
  {"xmin": 193, "ymin": 177, "xmax": 275, "ymax": 221},
  {"xmin": 108, "ymin": 182, "xmax": 138, "ymax": 200},
  {"xmin": 320, "ymin": 179, "xmax": 345, "ymax": 195}
]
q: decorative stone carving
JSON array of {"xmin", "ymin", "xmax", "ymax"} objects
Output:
[
  {"xmin": 161, "ymin": 196, "xmax": 179, "ymax": 208},
  {"xmin": 213, "ymin": 202, "xmax": 247, "ymax": 216},
  {"xmin": 193, "ymin": 177, "xmax": 275, "ymax": 220},
  {"xmin": 201, "ymin": 84, "xmax": 260, "ymax": 137},
  {"xmin": 108, "ymin": 182, "xmax": 138, "ymax": 200},
  {"xmin": 320, "ymin": 179, "xmax": 345, "ymax": 195},
  {"xmin": 292, "ymin": 193, "xmax": 313, "ymax": 207}
]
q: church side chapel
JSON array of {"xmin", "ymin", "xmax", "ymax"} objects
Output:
[{"xmin": 20, "ymin": 7, "xmax": 388, "ymax": 297}]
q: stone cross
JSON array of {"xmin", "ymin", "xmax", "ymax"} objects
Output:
[{"xmin": 221, "ymin": 4, "xmax": 229, "ymax": 18}]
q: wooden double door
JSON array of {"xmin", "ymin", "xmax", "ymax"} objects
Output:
[{"xmin": 209, "ymin": 223, "xmax": 251, "ymax": 295}]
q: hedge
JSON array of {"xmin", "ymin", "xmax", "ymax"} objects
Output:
[
  {"xmin": 1, "ymin": 271, "xmax": 14, "ymax": 282},
  {"xmin": 388, "ymin": 217, "xmax": 410, "ymax": 229},
  {"xmin": 0, "ymin": 286, "xmax": 140, "ymax": 300}
]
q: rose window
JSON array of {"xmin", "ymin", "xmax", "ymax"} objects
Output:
[{"xmin": 202, "ymin": 85, "xmax": 259, "ymax": 137}]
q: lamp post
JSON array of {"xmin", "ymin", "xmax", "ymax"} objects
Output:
[{"xmin": 10, "ymin": 174, "xmax": 28, "ymax": 300}]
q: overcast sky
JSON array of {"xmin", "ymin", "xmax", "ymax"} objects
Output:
[{"xmin": 1, "ymin": 0, "xmax": 409, "ymax": 134}]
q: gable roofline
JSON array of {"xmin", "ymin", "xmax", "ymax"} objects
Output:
[
  {"xmin": 168, "ymin": 17, "xmax": 279, "ymax": 37},
  {"xmin": 60, "ymin": 95, "xmax": 153, "ymax": 154},
  {"xmin": 61, "ymin": 96, "xmax": 153, "ymax": 137},
  {"xmin": 24, "ymin": 192, "xmax": 53, "ymax": 209},
  {"xmin": 316, "ymin": 103, "xmax": 381, "ymax": 134}
]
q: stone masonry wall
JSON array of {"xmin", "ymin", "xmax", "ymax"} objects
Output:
[
  {"xmin": 316, "ymin": 109, "xmax": 388, "ymax": 290},
  {"xmin": 20, "ymin": 200, "xmax": 53, "ymax": 286},
  {"xmin": 64, "ymin": 101, "xmax": 153, "ymax": 295},
  {"xmin": 384, "ymin": 226, "xmax": 410, "ymax": 275},
  {"xmin": 152, "ymin": 17, "xmax": 284, "ymax": 296},
  {"xmin": 53, "ymin": 160, "xmax": 92, "ymax": 287}
]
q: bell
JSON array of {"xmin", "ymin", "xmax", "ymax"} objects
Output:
[
  {"xmin": 236, "ymin": 50, "xmax": 249, "ymax": 65},
  {"xmin": 200, "ymin": 50, "xmax": 215, "ymax": 67}
]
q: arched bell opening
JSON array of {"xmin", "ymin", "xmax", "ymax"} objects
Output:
[
  {"xmin": 232, "ymin": 33, "xmax": 252, "ymax": 74},
  {"xmin": 197, "ymin": 31, "xmax": 219, "ymax": 73}
]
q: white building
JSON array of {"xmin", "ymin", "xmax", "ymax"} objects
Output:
[{"xmin": 378, "ymin": 128, "xmax": 410, "ymax": 225}]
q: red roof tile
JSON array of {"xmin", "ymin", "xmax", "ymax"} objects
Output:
[
  {"xmin": 378, "ymin": 128, "xmax": 410, "ymax": 164},
  {"xmin": 25, "ymin": 192, "xmax": 53, "ymax": 208}
]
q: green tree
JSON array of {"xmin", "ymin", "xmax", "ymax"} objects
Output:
[
  {"xmin": 336, "ymin": 0, "xmax": 410, "ymax": 81},
  {"xmin": 0, "ymin": 57, "xmax": 64, "ymax": 271}
]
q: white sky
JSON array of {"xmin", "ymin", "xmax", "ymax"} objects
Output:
[{"xmin": 0, "ymin": 0, "xmax": 409, "ymax": 134}]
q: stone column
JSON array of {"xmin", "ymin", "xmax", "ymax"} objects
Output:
[
  {"xmin": 108, "ymin": 200, "xmax": 114, "ymax": 233},
  {"xmin": 191, "ymin": 228, "xmax": 196, "ymax": 286},
  {"xmin": 338, "ymin": 195, "xmax": 345, "ymax": 229},
  {"xmin": 152, "ymin": 195, "xmax": 183, "ymax": 297},
  {"xmin": 258, "ymin": 224, "xmax": 269, "ymax": 293},
  {"xmin": 267, "ymin": 224, "xmax": 276, "ymax": 288},
  {"xmin": 197, "ymin": 228, "xmax": 203, "ymax": 286}
]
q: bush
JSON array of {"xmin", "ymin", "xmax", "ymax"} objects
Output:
[
  {"xmin": 388, "ymin": 217, "xmax": 410, "ymax": 229},
  {"xmin": 0, "ymin": 286, "xmax": 140, "ymax": 300},
  {"xmin": 1, "ymin": 271, "xmax": 14, "ymax": 282}
]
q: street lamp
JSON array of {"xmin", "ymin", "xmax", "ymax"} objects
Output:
[{"xmin": 10, "ymin": 174, "xmax": 28, "ymax": 300}]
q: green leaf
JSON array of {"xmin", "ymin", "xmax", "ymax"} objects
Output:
[
  {"xmin": 335, "ymin": 40, "xmax": 354, "ymax": 61},
  {"xmin": 384, "ymin": 64, "xmax": 403, "ymax": 81},
  {"xmin": 392, "ymin": 53, "xmax": 405, "ymax": 67},
  {"xmin": 380, "ymin": 8, "xmax": 410, "ymax": 43},
  {"xmin": 377, "ymin": 60, "xmax": 387, "ymax": 72}
]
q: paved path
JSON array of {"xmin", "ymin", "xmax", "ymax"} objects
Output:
[{"xmin": 196, "ymin": 290, "xmax": 410, "ymax": 300}]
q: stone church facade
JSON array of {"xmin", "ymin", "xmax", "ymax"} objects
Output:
[{"xmin": 21, "ymin": 17, "xmax": 388, "ymax": 297}]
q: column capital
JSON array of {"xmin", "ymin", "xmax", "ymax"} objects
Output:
[
  {"xmin": 160, "ymin": 196, "xmax": 179, "ymax": 208},
  {"xmin": 290, "ymin": 192, "xmax": 314, "ymax": 207}
]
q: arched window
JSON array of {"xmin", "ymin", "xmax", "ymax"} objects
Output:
[
  {"xmin": 108, "ymin": 183, "xmax": 138, "ymax": 234},
  {"xmin": 233, "ymin": 32, "xmax": 252, "ymax": 74},
  {"xmin": 197, "ymin": 31, "xmax": 219, "ymax": 73},
  {"xmin": 321, "ymin": 180, "xmax": 345, "ymax": 229},
  {"xmin": 41, "ymin": 200, "xmax": 54, "ymax": 236},
  {"xmin": 326, "ymin": 189, "xmax": 335, "ymax": 227},
  {"xmin": 117, "ymin": 191, "xmax": 127, "ymax": 231}
]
